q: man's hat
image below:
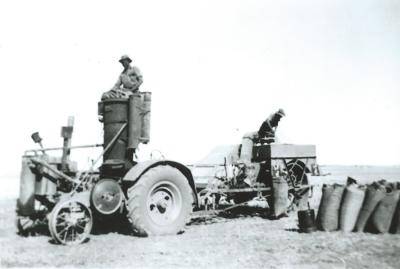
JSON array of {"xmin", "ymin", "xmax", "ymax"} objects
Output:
[
  {"xmin": 276, "ymin": 108, "xmax": 286, "ymax": 117},
  {"xmin": 119, "ymin": 55, "xmax": 132, "ymax": 63}
]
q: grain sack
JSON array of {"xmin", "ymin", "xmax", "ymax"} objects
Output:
[
  {"xmin": 370, "ymin": 189, "xmax": 400, "ymax": 233},
  {"xmin": 272, "ymin": 176, "xmax": 289, "ymax": 218},
  {"xmin": 393, "ymin": 199, "xmax": 400, "ymax": 234},
  {"xmin": 339, "ymin": 184, "xmax": 366, "ymax": 232},
  {"xmin": 390, "ymin": 182, "xmax": 400, "ymax": 234},
  {"xmin": 316, "ymin": 184, "xmax": 334, "ymax": 230},
  {"xmin": 316, "ymin": 184, "xmax": 345, "ymax": 231},
  {"xmin": 354, "ymin": 182, "xmax": 386, "ymax": 232}
]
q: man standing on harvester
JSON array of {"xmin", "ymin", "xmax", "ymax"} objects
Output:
[
  {"xmin": 239, "ymin": 108, "xmax": 286, "ymax": 164},
  {"xmin": 102, "ymin": 55, "xmax": 143, "ymax": 99},
  {"xmin": 257, "ymin": 108, "xmax": 286, "ymax": 143}
]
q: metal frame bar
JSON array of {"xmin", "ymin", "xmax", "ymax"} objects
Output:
[
  {"xmin": 212, "ymin": 187, "xmax": 272, "ymax": 193},
  {"xmin": 25, "ymin": 144, "xmax": 104, "ymax": 154}
]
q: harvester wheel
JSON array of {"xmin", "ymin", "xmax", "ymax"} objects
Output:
[
  {"xmin": 287, "ymin": 161, "xmax": 310, "ymax": 211},
  {"xmin": 126, "ymin": 166, "xmax": 193, "ymax": 236},
  {"xmin": 48, "ymin": 199, "xmax": 93, "ymax": 245}
]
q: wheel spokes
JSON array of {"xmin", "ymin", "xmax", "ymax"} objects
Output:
[{"xmin": 50, "ymin": 200, "xmax": 93, "ymax": 245}]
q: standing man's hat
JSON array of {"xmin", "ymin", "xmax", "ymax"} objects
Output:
[
  {"xmin": 119, "ymin": 55, "xmax": 132, "ymax": 63},
  {"xmin": 276, "ymin": 109, "xmax": 286, "ymax": 117}
]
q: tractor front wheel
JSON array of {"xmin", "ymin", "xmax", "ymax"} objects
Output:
[
  {"xmin": 126, "ymin": 166, "xmax": 193, "ymax": 236},
  {"xmin": 48, "ymin": 199, "xmax": 93, "ymax": 245}
]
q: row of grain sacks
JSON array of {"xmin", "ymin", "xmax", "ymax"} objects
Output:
[{"xmin": 316, "ymin": 178, "xmax": 400, "ymax": 233}]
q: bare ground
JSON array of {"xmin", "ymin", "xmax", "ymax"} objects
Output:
[
  {"xmin": 1, "ymin": 196, "xmax": 400, "ymax": 269},
  {"xmin": 2, "ymin": 167, "xmax": 400, "ymax": 268}
]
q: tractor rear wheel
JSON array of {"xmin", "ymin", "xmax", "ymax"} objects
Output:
[{"xmin": 126, "ymin": 166, "xmax": 193, "ymax": 236}]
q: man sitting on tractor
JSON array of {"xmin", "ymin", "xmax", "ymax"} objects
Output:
[
  {"xmin": 257, "ymin": 109, "xmax": 286, "ymax": 144},
  {"xmin": 102, "ymin": 55, "xmax": 143, "ymax": 100}
]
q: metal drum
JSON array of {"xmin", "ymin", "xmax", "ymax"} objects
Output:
[
  {"xmin": 128, "ymin": 94, "xmax": 143, "ymax": 152},
  {"xmin": 100, "ymin": 93, "xmax": 151, "ymax": 175},
  {"xmin": 298, "ymin": 209, "xmax": 317, "ymax": 233},
  {"xmin": 17, "ymin": 157, "xmax": 36, "ymax": 216},
  {"xmin": 101, "ymin": 98, "xmax": 129, "ymax": 163},
  {"xmin": 140, "ymin": 92, "xmax": 151, "ymax": 144},
  {"xmin": 34, "ymin": 156, "xmax": 58, "ymax": 196}
]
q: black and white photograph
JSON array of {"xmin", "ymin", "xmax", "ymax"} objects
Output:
[{"xmin": 0, "ymin": 0, "xmax": 399, "ymax": 268}]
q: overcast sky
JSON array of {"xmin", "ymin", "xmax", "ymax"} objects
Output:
[{"xmin": 0, "ymin": 0, "xmax": 399, "ymax": 177}]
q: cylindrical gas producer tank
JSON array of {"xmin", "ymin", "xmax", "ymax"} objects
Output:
[
  {"xmin": 17, "ymin": 157, "xmax": 36, "ymax": 216},
  {"xmin": 18, "ymin": 155, "xmax": 60, "ymax": 216},
  {"xmin": 128, "ymin": 94, "xmax": 143, "ymax": 151},
  {"xmin": 102, "ymin": 98, "xmax": 130, "ymax": 163},
  {"xmin": 127, "ymin": 92, "xmax": 152, "ymax": 148},
  {"xmin": 100, "ymin": 92, "xmax": 151, "ymax": 173},
  {"xmin": 140, "ymin": 92, "xmax": 151, "ymax": 144},
  {"xmin": 34, "ymin": 156, "xmax": 58, "ymax": 196}
]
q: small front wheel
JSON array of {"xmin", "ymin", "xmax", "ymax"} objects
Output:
[{"xmin": 48, "ymin": 199, "xmax": 93, "ymax": 245}]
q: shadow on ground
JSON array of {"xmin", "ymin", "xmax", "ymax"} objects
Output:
[{"xmin": 189, "ymin": 206, "xmax": 272, "ymax": 226}]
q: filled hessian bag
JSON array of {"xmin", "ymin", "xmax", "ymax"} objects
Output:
[
  {"xmin": 339, "ymin": 184, "xmax": 366, "ymax": 232},
  {"xmin": 317, "ymin": 184, "xmax": 345, "ymax": 231}
]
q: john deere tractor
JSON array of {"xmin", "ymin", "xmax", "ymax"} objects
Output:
[{"xmin": 16, "ymin": 92, "xmax": 197, "ymax": 245}]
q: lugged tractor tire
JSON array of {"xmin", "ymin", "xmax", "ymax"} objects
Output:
[{"xmin": 126, "ymin": 165, "xmax": 193, "ymax": 236}]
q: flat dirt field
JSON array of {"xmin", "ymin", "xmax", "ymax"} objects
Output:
[{"xmin": 1, "ymin": 166, "xmax": 400, "ymax": 268}]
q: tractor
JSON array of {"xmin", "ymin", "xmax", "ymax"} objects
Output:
[
  {"xmin": 16, "ymin": 89, "xmax": 319, "ymax": 245},
  {"xmin": 16, "ymin": 92, "xmax": 198, "ymax": 245}
]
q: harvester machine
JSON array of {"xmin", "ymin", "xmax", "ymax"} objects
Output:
[
  {"xmin": 195, "ymin": 134, "xmax": 319, "ymax": 217},
  {"xmin": 17, "ymin": 92, "xmax": 197, "ymax": 245}
]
